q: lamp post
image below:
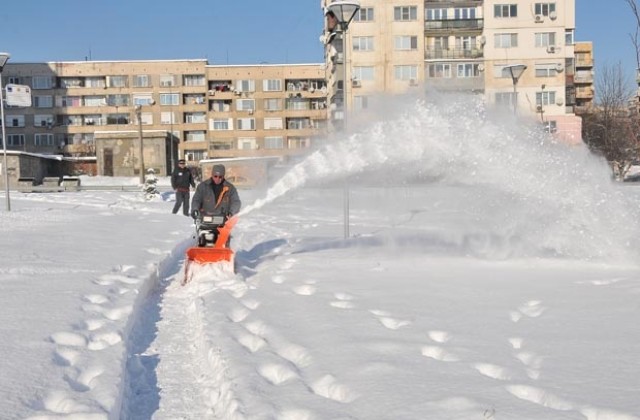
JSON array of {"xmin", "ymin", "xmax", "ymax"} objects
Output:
[
  {"xmin": 325, "ymin": 0, "xmax": 360, "ymax": 239},
  {"xmin": 134, "ymin": 99, "xmax": 155, "ymax": 184},
  {"xmin": 0, "ymin": 52, "xmax": 11, "ymax": 211},
  {"xmin": 504, "ymin": 64, "xmax": 527, "ymax": 115}
]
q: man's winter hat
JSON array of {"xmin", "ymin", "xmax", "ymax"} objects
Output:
[
  {"xmin": 178, "ymin": 159, "xmax": 186, "ymax": 164},
  {"xmin": 212, "ymin": 164, "xmax": 226, "ymax": 177}
]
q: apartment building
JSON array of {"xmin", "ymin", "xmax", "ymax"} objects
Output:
[
  {"xmin": 573, "ymin": 41, "xmax": 595, "ymax": 113},
  {"xmin": 1, "ymin": 60, "xmax": 328, "ymax": 172},
  {"xmin": 322, "ymin": 0, "xmax": 584, "ymax": 144}
]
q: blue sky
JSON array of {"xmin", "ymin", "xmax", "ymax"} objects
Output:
[{"xmin": 0, "ymin": 1, "xmax": 637, "ymax": 79}]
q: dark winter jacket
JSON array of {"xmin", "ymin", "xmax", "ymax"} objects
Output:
[
  {"xmin": 191, "ymin": 178, "xmax": 241, "ymax": 217},
  {"xmin": 171, "ymin": 166, "xmax": 195, "ymax": 192}
]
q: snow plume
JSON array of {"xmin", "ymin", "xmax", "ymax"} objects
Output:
[{"xmin": 241, "ymin": 93, "xmax": 640, "ymax": 262}]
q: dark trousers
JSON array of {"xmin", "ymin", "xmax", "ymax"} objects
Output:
[{"xmin": 172, "ymin": 190, "xmax": 190, "ymax": 215}]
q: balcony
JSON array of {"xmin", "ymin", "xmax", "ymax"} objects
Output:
[
  {"xmin": 425, "ymin": 46, "xmax": 483, "ymax": 60},
  {"xmin": 425, "ymin": 18, "xmax": 483, "ymax": 32}
]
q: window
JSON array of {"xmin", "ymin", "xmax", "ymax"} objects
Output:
[
  {"xmin": 535, "ymin": 64, "xmax": 560, "ymax": 77},
  {"xmin": 264, "ymin": 118, "xmax": 283, "ymax": 130},
  {"xmin": 456, "ymin": 36, "xmax": 478, "ymax": 50},
  {"xmin": 34, "ymin": 114, "xmax": 54, "ymax": 127},
  {"xmin": 565, "ymin": 29, "xmax": 574, "ymax": 46},
  {"xmin": 543, "ymin": 120, "xmax": 557, "ymax": 133},
  {"xmin": 353, "ymin": 36, "xmax": 374, "ymax": 51},
  {"xmin": 107, "ymin": 94, "xmax": 130, "ymax": 106},
  {"xmin": 535, "ymin": 32, "xmax": 556, "ymax": 47},
  {"xmin": 7, "ymin": 115, "xmax": 25, "ymax": 127},
  {"xmin": 185, "ymin": 112, "xmax": 206, "ymax": 124},
  {"xmin": 160, "ymin": 75, "xmax": 176, "ymax": 87},
  {"xmin": 495, "ymin": 92, "xmax": 517, "ymax": 108},
  {"xmin": 394, "ymin": 65, "xmax": 418, "ymax": 81},
  {"xmin": 85, "ymin": 77, "xmax": 106, "ymax": 88},
  {"xmin": 7, "ymin": 134, "xmax": 25, "ymax": 146},
  {"xmin": 432, "ymin": 36, "xmax": 449, "ymax": 49},
  {"xmin": 32, "ymin": 76, "xmax": 53, "ymax": 89},
  {"xmin": 354, "ymin": 96, "xmax": 368, "ymax": 111},
  {"xmin": 185, "ymin": 131, "xmax": 206, "ymax": 141},
  {"xmin": 211, "ymin": 118, "xmax": 232, "ymax": 130},
  {"xmin": 263, "ymin": 79, "xmax": 282, "ymax": 92},
  {"xmin": 183, "ymin": 75, "xmax": 205, "ymax": 86},
  {"xmin": 84, "ymin": 96, "xmax": 107, "ymax": 107},
  {"xmin": 353, "ymin": 66, "xmax": 375, "ymax": 81},
  {"xmin": 108, "ymin": 76, "xmax": 128, "ymax": 88},
  {"xmin": 34, "ymin": 133, "xmax": 54, "ymax": 146},
  {"xmin": 236, "ymin": 79, "xmax": 256, "ymax": 92},
  {"xmin": 133, "ymin": 94, "xmax": 154, "ymax": 106},
  {"xmin": 264, "ymin": 136, "xmax": 284, "ymax": 149},
  {"xmin": 264, "ymin": 98, "xmax": 282, "ymax": 111},
  {"xmin": 211, "ymin": 100, "xmax": 231, "ymax": 112},
  {"xmin": 133, "ymin": 75, "xmax": 150, "ymax": 88},
  {"xmin": 494, "ymin": 33, "xmax": 518, "ymax": 48},
  {"xmin": 287, "ymin": 98, "xmax": 309, "ymax": 110},
  {"xmin": 535, "ymin": 2, "xmax": 556, "ymax": 16},
  {"xmin": 395, "ymin": 36, "xmax": 417, "ymax": 51},
  {"xmin": 536, "ymin": 90, "xmax": 556, "ymax": 106},
  {"xmin": 108, "ymin": 113, "xmax": 131, "ymax": 125},
  {"xmin": 34, "ymin": 96, "xmax": 53, "ymax": 108},
  {"xmin": 427, "ymin": 64, "xmax": 451, "ymax": 78},
  {"xmin": 237, "ymin": 118, "xmax": 256, "ymax": 130},
  {"xmin": 236, "ymin": 99, "xmax": 255, "ymax": 111},
  {"xmin": 457, "ymin": 63, "xmax": 480, "ymax": 78},
  {"xmin": 394, "ymin": 6, "xmax": 417, "ymax": 21},
  {"xmin": 494, "ymin": 4, "xmax": 517, "ymax": 18},
  {"xmin": 161, "ymin": 112, "xmax": 176, "ymax": 124},
  {"xmin": 160, "ymin": 93, "xmax": 179, "ymax": 106},
  {"xmin": 426, "ymin": 8, "xmax": 447, "ymax": 20},
  {"xmin": 238, "ymin": 137, "xmax": 257, "ymax": 150},
  {"xmin": 57, "ymin": 96, "xmax": 81, "ymax": 107},
  {"xmin": 288, "ymin": 137, "xmax": 310, "ymax": 149},
  {"xmin": 454, "ymin": 8, "xmax": 476, "ymax": 19},
  {"xmin": 353, "ymin": 7, "xmax": 374, "ymax": 21}
]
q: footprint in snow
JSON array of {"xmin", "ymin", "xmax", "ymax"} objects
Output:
[
  {"xmin": 421, "ymin": 345, "xmax": 460, "ymax": 362},
  {"xmin": 293, "ymin": 284, "xmax": 317, "ymax": 296},
  {"xmin": 310, "ymin": 374, "xmax": 358, "ymax": 403},
  {"xmin": 428, "ymin": 330, "xmax": 451, "ymax": 344},
  {"xmin": 82, "ymin": 294, "xmax": 109, "ymax": 305},
  {"xmin": 258, "ymin": 363, "xmax": 299, "ymax": 385},
  {"xmin": 53, "ymin": 348, "xmax": 80, "ymax": 367},
  {"xmin": 87, "ymin": 331, "xmax": 122, "ymax": 350},
  {"xmin": 50, "ymin": 332, "xmax": 87, "ymax": 347},
  {"xmin": 227, "ymin": 306, "xmax": 251, "ymax": 323},
  {"xmin": 473, "ymin": 363, "xmax": 512, "ymax": 381},
  {"xmin": 369, "ymin": 309, "xmax": 411, "ymax": 330}
]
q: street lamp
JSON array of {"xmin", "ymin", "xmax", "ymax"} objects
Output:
[
  {"xmin": 134, "ymin": 100, "xmax": 155, "ymax": 184},
  {"xmin": 325, "ymin": 0, "xmax": 360, "ymax": 239},
  {"xmin": 0, "ymin": 52, "xmax": 11, "ymax": 211},
  {"xmin": 504, "ymin": 64, "xmax": 527, "ymax": 115}
]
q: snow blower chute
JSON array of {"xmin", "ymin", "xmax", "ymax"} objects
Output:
[{"xmin": 183, "ymin": 214, "xmax": 238, "ymax": 285}]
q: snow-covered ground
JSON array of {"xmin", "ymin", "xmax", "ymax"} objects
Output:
[{"xmin": 1, "ymin": 96, "xmax": 640, "ymax": 419}]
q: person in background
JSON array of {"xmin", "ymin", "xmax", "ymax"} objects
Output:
[
  {"xmin": 191, "ymin": 164, "xmax": 241, "ymax": 219},
  {"xmin": 171, "ymin": 159, "xmax": 195, "ymax": 216}
]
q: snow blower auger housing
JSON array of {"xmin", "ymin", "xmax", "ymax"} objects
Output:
[{"xmin": 183, "ymin": 214, "xmax": 238, "ymax": 285}]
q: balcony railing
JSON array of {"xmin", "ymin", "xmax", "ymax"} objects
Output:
[
  {"xmin": 425, "ymin": 18, "xmax": 483, "ymax": 31},
  {"xmin": 425, "ymin": 46, "xmax": 483, "ymax": 60}
]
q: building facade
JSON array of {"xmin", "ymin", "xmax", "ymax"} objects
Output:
[
  {"xmin": 1, "ymin": 60, "xmax": 328, "ymax": 167},
  {"xmin": 322, "ymin": 0, "xmax": 584, "ymax": 144}
]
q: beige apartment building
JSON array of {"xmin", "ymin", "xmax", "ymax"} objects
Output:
[
  {"xmin": 322, "ymin": 0, "xmax": 586, "ymax": 144},
  {"xmin": 1, "ymin": 60, "xmax": 328, "ymax": 174}
]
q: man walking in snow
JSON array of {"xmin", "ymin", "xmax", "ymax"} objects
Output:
[
  {"xmin": 191, "ymin": 164, "xmax": 241, "ymax": 219},
  {"xmin": 171, "ymin": 159, "xmax": 196, "ymax": 216}
]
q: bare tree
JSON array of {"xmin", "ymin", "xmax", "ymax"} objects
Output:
[
  {"xmin": 624, "ymin": 0, "xmax": 640, "ymax": 69},
  {"xmin": 582, "ymin": 62, "xmax": 640, "ymax": 180}
]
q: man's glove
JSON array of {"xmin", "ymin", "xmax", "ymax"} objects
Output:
[{"xmin": 190, "ymin": 209, "xmax": 199, "ymax": 220}]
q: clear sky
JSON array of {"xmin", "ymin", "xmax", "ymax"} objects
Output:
[{"xmin": 0, "ymin": 1, "xmax": 637, "ymax": 79}]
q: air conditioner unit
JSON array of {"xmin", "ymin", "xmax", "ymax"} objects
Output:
[
  {"xmin": 409, "ymin": 78, "xmax": 418, "ymax": 86},
  {"xmin": 352, "ymin": 79, "xmax": 362, "ymax": 88},
  {"xmin": 555, "ymin": 63, "xmax": 564, "ymax": 73},
  {"xmin": 477, "ymin": 63, "xmax": 485, "ymax": 72},
  {"xmin": 549, "ymin": 11, "xmax": 557, "ymax": 20},
  {"xmin": 547, "ymin": 46, "xmax": 556, "ymax": 54},
  {"xmin": 208, "ymin": 90, "xmax": 216, "ymax": 96},
  {"xmin": 478, "ymin": 36, "xmax": 486, "ymax": 45},
  {"xmin": 535, "ymin": 14, "xmax": 544, "ymax": 23},
  {"xmin": 556, "ymin": 98, "xmax": 564, "ymax": 106}
]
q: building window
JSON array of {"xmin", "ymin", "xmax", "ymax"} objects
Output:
[
  {"xmin": 426, "ymin": 8, "xmax": 447, "ymax": 20},
  {"xmin": 264, "ymin": 98, "xmax": 282, "ymax": 111},
  {"xmin": 185, "ymin": 112, "xmax": 206, "ymax": 124},
  {"xmin": 457, "ymin": 63, "xmax": 480, "ymax": 78},
  {"xmin": 495, "ymin": 92, "xmax": 517, "ymax": 108},
  {"xmin": 32, "ymin": 76, "xmax": 53, "ymax": 89},
  {"xmin": 536, "ymin": 90, "xmax": 556, "ymax": 106},
  {"xmin": 160, "ymin": 75, "xmax": 176, "ymax": 87},
  {"xmin": 395, "ymin": 36, "xmax": 417, "ymax": 51},
  {"xmin": 107, "ymin": 94, "xmax": 130, "ymax": 106},
  {"xmin": 394, "ymin": 6, "xmax": 417, "ymax": 21},
  {"xmin": 454, "ymin": 7, "xmax": 476, "ymax": 19},
  {"xmin": 394, "ymin": 65, "xmax": 418, "ymax": 80},
  {"xmin": 494, "ymin": 4, "xmax": 517, "ymax": 18},
  {"xmin": 34, "ymin": 95, "xmax": 53, "ymax": 108},
  {"xmin": 238, "ymin": 137, "xmax": 257, "ymax": 150},
  {"xmin": 211, "ymin": 118, "xmax": 232, "ymax": 130},
  {"xmin": 85, "ymin": 77, "xmax": 106, "ymax": 88},
  {"xmin": 565, "ymin": 29, "xmax": 574, "ymax": 45},
  {"xmin": 160, "ymin": 93, "xmax": 179, "ymax": 106},
  {"xmin": 133, "ymin": 94, "xmax": 154, "ymax": 106},
  {"xmin": 34, "ymin": 114, "xmax": 54, "ymax": 127},
  {"xmin": 7, "ymin": 115, "xmax": 25, "ymax": 127},
  {"xmin": 183, "ymin": 75, "xmax": 205, "ymax": 86},
  {"xmin": 535, "ymin": 32, "xmax": 556, "ymax": 47},
  {"xmin": 211, "ymin": 100, "xmax": 231, "ymax": 112},
  {"xmin": 427, "ymin": 64, "xmax": 451, "ymax": 78},
  {"xmin": 535, "ymin": 64, "xmax": 560, "ymax": 77},
  {"xmin": 263, "ymin": 79, "xmax": 282, "ymax": 92},
  {"xmin": 353, "ymin": 36, "xmax": 374, "ymax": 51},
  {"xmin": 354, "ymin": 96, "xmax": 368, "ymax": 110},
  {"xmin": 7, "ymin": 134, "xmax": 25, "ymax": 146},
  {"xmin": 543, "ymin": 120, "xmax": 557, "ymax": 133},
  {"xmin": 161, "ymin": 112, "xmax": 176, "ymax": 124},
  {"xmin": 34, "ymin": 133, "xmax": 55, "ymax": 146},
  {"xmin": 353, "ymin": 66, "xmax": 375, "ymax": 81},
  {"xmin": 264, "ymin": 136, "xmax": 284, "ymax": 149},
  {"xmin": 264, "ymin": 118, "xmax": 283, "ymax": 130},
  {"xmin": 108, "ymin": 113, "xmax": 131, "ymax": 125},
  {"xmin": 353, "ymin": 7, "xmax": 374, "ymax": 21},
  {"xmin": 57, "ymin": 96, "xmax": 81, "ymax": 107},
  {"xmin": 108, "ymin": 76, "xmax": 128, "ymax": 88},
  {"xmin": 494, "ymin": 33, "xmax": 518, "ymax": 48},
  {"xmin": 133, "ymin": 75, "xmax": 150, "ymax": 88},
  {"xmin": 237, "ymin": 79, "xmax": 256, "ymax": 92},
  {"xmin": 236, "ymin": 99, "xmax": 255, "ymax": 111},
  {"xmin": 84, "ymin": 96, "xmax": 107, "ymax": 107},
  {"xmin": 535, "ymin": 2, "xmax": 556, "ymax": 16},
  {"xmin": 456, "ymin": 36, "xmax": 478, "ymax": 50},
  {"xmin": 185, "ymin": 131, "xmax": 206, "ymax": 141},
  {"xmin": 237, "ymin": 118, "xmax": 256, "ymax": 130}
]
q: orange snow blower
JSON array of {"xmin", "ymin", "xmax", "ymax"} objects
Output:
[{"xmin": 183, "ymin": 214, "xmax": 238, "ymax": 285}]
